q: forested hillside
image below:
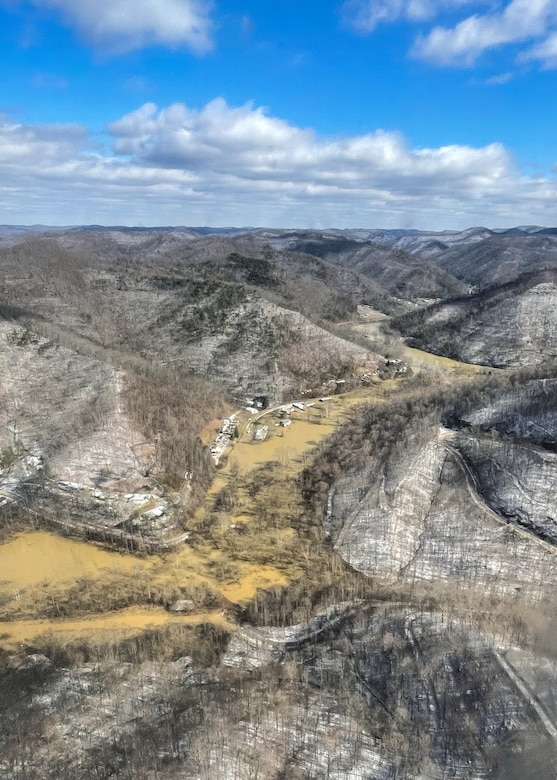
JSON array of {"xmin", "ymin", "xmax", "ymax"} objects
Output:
[{"xmin": 2, "ymin": 225, "xmax": 557, "ymax": 779}]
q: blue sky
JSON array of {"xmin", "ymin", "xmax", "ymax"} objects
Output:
[{"xmin": 1, "ymin": 0, "xmax": 557, "ymax": 228}]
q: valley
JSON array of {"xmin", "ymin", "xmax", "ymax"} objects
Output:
[
  {"xmin": 2, "ymin": 225, "xmax": 557, "ymax": 779},
  {"xmin": 0, "ymin": 373, "xmax": 396, "ymax": 647}
]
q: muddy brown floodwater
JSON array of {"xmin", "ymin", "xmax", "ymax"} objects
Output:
[
  {"xmin": 0, "ymin": 607, "xmax": 234, "ymax": 650},
  {"xmin": 0, "ymin": 531, "xmax": 145, "ymax": 592},
  {"xmin": 0, "ymin": 350, "xmax": 474, "ymax": 651}
]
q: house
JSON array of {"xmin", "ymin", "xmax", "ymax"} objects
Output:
[{"xmin": 253, "ymin": 425, "xmax": 269, "ymax": 442}]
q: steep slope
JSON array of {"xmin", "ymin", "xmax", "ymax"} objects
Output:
[
  {"xmin": 0, "ymin": 320, "xmax": 219, "ymax": 544},
  {"xmin": 457, "ymin": 377, "xmax": 557, "ymax": 443},
  {"xmin": 2, "ymin": 605, "xmax": 554, "ymax": 780},
  {"xmin": 326, "ymin": 426, "xmax": 557, "ymax": 599},
  {"xmin": 150, "ymin": 292, "xmax": 385, "ymax": 400},
  {"xmin": 0, "ymin": 238, "xmax": 388, "ymax": 402},
  {"xmin": 280, "ymin": 234, "xmax": 468, "ymax": 304},
  {"xmin": 431, "ymin": 232, "xmax": 557, "ymax": 288},
  {"xmin": 455, "ymin": 432, "xmax": 557, "ymax": 543},
  {"xmin": 306, "ymin": 380, "xmax": 557, "ymax": 601},
  {"xmin": 447, "ymin": 379, "xmax": 557, "ymax": 544},
  {"xmin": 393, "ymin": 270, "xmax": 557, "ymax": 367}
]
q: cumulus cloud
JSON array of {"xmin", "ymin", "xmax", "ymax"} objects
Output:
[
  {"xmin": 1, "ymin": 100, "xmax": 557, "ymax": 228},
  {"xmin": 108, "ymin": 99, "xmax": 514, "ymax": 196},
  {"xmin": 7, "ymin": 0, "xmax": 214, "ymax": 54},
  {"xmin": 109, "ymin": 99, "xmax": 314, "ymax": 173},
  {"xmin": 413, "ymin": 0, "xmax": 556, "ymax": 66}
]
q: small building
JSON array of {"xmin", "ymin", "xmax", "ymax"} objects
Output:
[
  {"xmin": 253, "ymin": 425, "xmax": 269, "ymax": 442},
  {"xmin": 247, "ymin": 395, "xmax": 268, "ymax": 410}
]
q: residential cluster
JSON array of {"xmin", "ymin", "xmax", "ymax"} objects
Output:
[{"xmin": 210, "ymin": 414, "xmax": 239, "ymax": 463}]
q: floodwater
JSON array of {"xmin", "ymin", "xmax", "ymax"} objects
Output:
[
  {"xmin": 230, "ymin": 416, "xmax": 337, "ymax": 472},
  {"xmin": 0, "ymin": 531, "xmax": 146, "ymax": 593},
  {"xmin": 351, "ymin": 321, "xmax": 486, "ymax": 375},
  {"xmin": 0, "ymin": 607, "xmax": 234, "ymax": 650},
  {"xmin": 220, "ymin": 564, "xmax": 290, "ymax": 604},
  {"xmin": 0, "ymin": 374, "xmax": 402, "ymax": 649}
]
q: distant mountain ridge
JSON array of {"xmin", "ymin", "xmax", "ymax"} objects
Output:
[{"xmin": 0, "ymin": 223, "xmax": 551, "ymax": 241}]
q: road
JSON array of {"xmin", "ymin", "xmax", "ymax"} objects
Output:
[{"xmin": 444, "ymin": 440, "xmax": 557, "ymax": 558}]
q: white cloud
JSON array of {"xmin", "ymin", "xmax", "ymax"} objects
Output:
[
  {"xmin": 0, "ymin": 119, "xmax": 87, "ymax": 165},
  {"xmin": 344, "ymin": 0, "xmax": 557, "ymax": 70},
  {"xmin": 522, "ymin": 31, "xmax": 557, "ymax": 68},
  {"xmin": 483, "ymin": 71, "xmax": 513, "ymax": 85},
  {"xmin": 341, "ymin": 0, "xmax": 486, "ymax": 33},
  {"xmin": 109, "ymin": 99, "xmax": 313, "ymax": 173},
  {"xmin": 108, "ymin": 99, "xmax": 514, "ymax": 196},
  {"xmin": 413, "ymin": 0, "xmax": 556, "ymax": 65},
  {"xmin": 7, "ymin": 0, "xmax": 214, "ymax": 54},
  {"xmin": 1, "ymin": 100, "xmax": 557, "ymax": 229}
]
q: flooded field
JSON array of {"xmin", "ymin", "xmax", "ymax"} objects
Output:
[
  {"xmin": 0, "ymin": 338, "xmax": 474, "ymax": 650},
  {"xmin": 230, "ymin": 416, "xmax": 337, "ymax": 472},
  {"xmin": 0, "ymin": 374, "xmax": 401, "ymax": 649},
  {"xmin": 0, "ymin": 531, "xmax": 147, "ymax": 593},
  {"xmin": 351, "ymin": 321, "xmax": 486, "ymax": 376},
  {"xmin": 220, "ymin": 565, "xmax": 290, "ymax": 603},
  {"xmin": 0, "ymin": 606, "xmax": 234, "ymax": 650}
]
